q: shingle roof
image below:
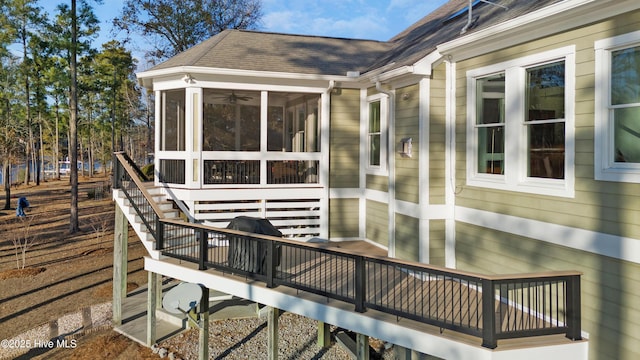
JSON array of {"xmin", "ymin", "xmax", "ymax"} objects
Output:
[
  {"xmin": 148, "ymin": 0, "xmax": 564, "ymax": 77},
  {"xmin": 150, "ymin": 30, "xmax": 391, "ymax": 76},
  {"xmin": 370, "ymin": 0, "xmax": 563, "ymax": 72}
]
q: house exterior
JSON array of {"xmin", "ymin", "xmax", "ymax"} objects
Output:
[{"xmin": 133, "ymin": 0, "xmax": 640, "ymax": 359}]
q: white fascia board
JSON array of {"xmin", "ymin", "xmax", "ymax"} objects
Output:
[
  {"xmin": 137, "ymin": 66, "xmax": 358, "ymax": 85},
  {"xmin": 413, "ymin": 51, "xmax": 443, "ymax": 76},
  {"xmin": 369, "ymin": 65, "xmax": 414, "ymax": 82},
  {"xmin": 369, "ymin": 51, "xmax": 442, "ymax": 85},
  {"xmin": 437, "ymin": 0, "xmax": 640, "ymax": 61}
]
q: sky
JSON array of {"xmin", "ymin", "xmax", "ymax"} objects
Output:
[{"xmin": 36, "ymin": 0, "xmax": 450, "ymax": 67}]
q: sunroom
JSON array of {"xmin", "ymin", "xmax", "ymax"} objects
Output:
[{"xmin": 151, "ymin": 81, "xmax": 332, "ymax": 238}]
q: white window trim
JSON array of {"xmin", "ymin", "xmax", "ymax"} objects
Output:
[
  {"xmin": 365, "ymin": 94, "xmax": 389, "ymax": 175},
  {"xmin": 466, "ymin": 46, "xmax": 576, "ymax": 198},
  {"xmin": 595, "ymin": 30, "xmax": 640, "ymax": 183}
]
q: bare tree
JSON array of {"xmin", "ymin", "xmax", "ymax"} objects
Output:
[
  {"xmin": 11, "ymin": 217, "xmax": 37, "ymax": 269},
  {"xmin": 114, "ymin": 0, "xmax": 262, "ymax": 61}
]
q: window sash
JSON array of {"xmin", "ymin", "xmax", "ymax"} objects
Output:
[
  {"xmin": 368, "ymin": 100, "xmax": 382, "ymax": 167},
  {"xmin": 466, "ymin": 45, "xmax": 575, "ymax": 196}
]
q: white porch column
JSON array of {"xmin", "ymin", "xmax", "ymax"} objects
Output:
[
  {"xmin": 112, "ymin": 204, "xmax": 128, "ymax": 326},
  {"xmin": 267, "ymin": 306, "xmax": 280, "ymax": 359},
  {"xmin": 146, "ymin": 271, "xmax": 158, "ymax": 346}
]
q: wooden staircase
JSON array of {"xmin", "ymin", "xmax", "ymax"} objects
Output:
[{"xmin": 113, "ymin": 183, "xmax": 181, "ymax": 259}]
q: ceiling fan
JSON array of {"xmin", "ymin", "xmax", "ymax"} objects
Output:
[{"xmin": 213, "ymin": 91, "xmax": 253, "ymax": 104}]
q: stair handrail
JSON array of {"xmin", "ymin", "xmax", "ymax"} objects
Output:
[
  {"xmin": 113, "ymin": 152, "xmax": 169, "ymax": 243},
  {"xmin": 114, "ymin": 152, "xmax": 166, "ymax": 220},
  {"xmin": 116, "ymin": 151, "xmax": 150, "ymax": 182},
  {"xmin": 114, "ymin": 152, "xmax": 166, "ymax": 218}
]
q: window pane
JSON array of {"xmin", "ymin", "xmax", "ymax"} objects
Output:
[
  {"xmin": 161, "ymin": 89, "xmax": 185, "ymax": 151},
  {"xmin": 370, "ymin": 101, "xmax": 381, "ymax": 131},
  {"xmin": 203, "ymin": 90, "xmax": 260, "ymax": 151},
  {"xmin": 477, "ymin": 126, "xmax": 504, "ymax": 174},
  {"xmin": 612, "ymin": 46, "xmax": 640, "ymax": 105},
  {"xmin": 268, "ymin": 93, "xmax": 320, "ymax": 152},
  {"xmin": 526, "ymin": 62, "xmax": 565, "ymax": 121},
  {"xmin": 476, "ymin": 74, "xmax": 504, "ymax": 174},
  {"xmin": 614, "ymin": 107, "xmax": 640, "ymax": 163},
  {"xmin": 370, "ymin": 134, "xmax": 380, "ymax": 166},
  {"xmin": 476, "ymin": 73, "xmax": 504, "ymax": 124},
  {"xmin": 528, "ymin": 123, "xmax": 565, "ymax": 179},
  {"xmin": 368, "ymin": 100, "xmax": 381, "ymax": 167}
]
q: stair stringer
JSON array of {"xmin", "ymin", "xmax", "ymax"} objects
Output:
[{"xmin": 113, "ymin": 188, "xmax": 161, "ymax": 260}]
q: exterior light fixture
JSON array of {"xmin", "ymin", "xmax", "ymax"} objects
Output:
[
  {"xmin": 182, "ymin": 73, "xmax": 195, "ymax": 84},
  {"xmin": 400, "ymin": 138, "xmax": 413, "ymax": 158}
]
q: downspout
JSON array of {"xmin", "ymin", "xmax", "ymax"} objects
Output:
[
  {"xmin": 376, "ymin": 81, "xmax": 396, "ymax": 258},
  {"xmin": 461, "ymin": 0, "xmax": 474, "ymax": 34},
  {"xmin": 444, "ymin": 57, "xmax": 457, "ymax": 268},
  {"xmin": 461, "ymin": 0, "xmax": 509, "ymax": 34}
]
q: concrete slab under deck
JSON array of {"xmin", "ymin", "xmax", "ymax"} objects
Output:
[{"xmin": 114, "ymin": 280, "xmax": 259, "ymax": 346}]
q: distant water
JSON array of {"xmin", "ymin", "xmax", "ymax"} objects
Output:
[{"xmin": 0, "ymin": 162, "xmax": 104, "ymax": 184}]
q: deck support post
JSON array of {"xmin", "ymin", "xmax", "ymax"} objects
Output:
[
  {"xmin": 146, "ymin": 271, "xmax": 158, "ymax": 346},
  {"xmin": 481, "ymin": 279, "xmax": 497, "ymax": 349},
  {"xmin": 198, "ymin": 286, "xmax": 210, "ymax": 360},
  {"xmin": 395, "ymin": 346, "xmax": 433, "ymax": 359},
  {"xmin": 356, "ymin": 333, "xmax": 369, "ymax": 360},
  {"xmin": 317, "ymin": 321, "xmax": 331, "ymax": 348},
  {"xmin": 267, "ymin": 306, "xmax": 280, "ymax": 360},
  {"xmin": 112, "ymin": 204, "xmax": 128, "ymax": 326}
]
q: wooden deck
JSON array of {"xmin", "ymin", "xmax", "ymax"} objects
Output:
[{"xmin": 161, "ymin": 239, "xmax": 571, "ymax": 346}]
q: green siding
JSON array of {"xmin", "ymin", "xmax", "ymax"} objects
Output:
[
  {"xmin": 429, "ymin": 220, "xmax": 445, "ymax": 267},
  {"xmin": 330, "ymin": 89, "xmax": 360, "ymax": 189},
  {"xmin": 366, "ymin": 200, "xmax": 388, "ymax": 247},
  {"xmin": 329, "ymin": 198, "xmax": 359, "ymax": 238},
  {"xmin": 395, "ymin": 84, "xmax": 420, "ymax": 204},
  {"xmin": 366, "ymin": 174, "xmax": 388, "ymax": 192},
  {"xmin": 456, "ymin": 223, "xmax": 640, "ymax": 360},
  {"xmin": 454, "ymin": 10, "xmax": 640, "ymax": 239},
  {"xmin": 395, "ymin": 213, "xmax": 419, "ymax": 262},
  {"xmin": 451, "ymin": 11, "xmax": 640, "ymax": 360}
]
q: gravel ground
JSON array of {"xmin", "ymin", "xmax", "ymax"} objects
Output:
[
  {"xmin": 3, "ymin": 302, "xmax": 395, "ymax": 360},
  {"xmin": 160, "ymin": 312, "xmax": 394, "ymax": 360},
  {"xmin": 0, "ymin": 303, "xmax": 113, "ymax": 360}
]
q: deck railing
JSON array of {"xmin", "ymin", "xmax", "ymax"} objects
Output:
[
  {"xmin": 114, "ymin": 152, "xmax": 165, "ymax": 240},
  {"xmin": 114, "ymin": 153, "xmax": 582, "ymax": 349}
]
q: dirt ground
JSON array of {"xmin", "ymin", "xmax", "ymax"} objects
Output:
[{"xmin": 0, "ymin": 176, "xmax": 159, "ymax": 359}]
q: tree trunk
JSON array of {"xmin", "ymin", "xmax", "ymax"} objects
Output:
[
  {"xmin": 69, "ymin": 0, "xmax": 79, "ymax": 233},
  {"xmin": 3, "ymin": 162, "xmax": 10, "ymax": 210}
]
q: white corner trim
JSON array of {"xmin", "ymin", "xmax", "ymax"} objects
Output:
[{"xmin": 456, "ymin": 206, "xmax": 640, "ymax": 264}]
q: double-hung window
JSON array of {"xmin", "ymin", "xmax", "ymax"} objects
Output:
[
  {"xmin": 595, "ymin": 30, "xmax": 640, "ymax": 183},
  {"xmin": 467, "ymin": 46, "xmax": 575, "ymax": 197},
  {"xmin": 366, "ymin": 94, "xmax": 388, "ymax": 174}
]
